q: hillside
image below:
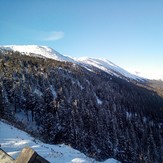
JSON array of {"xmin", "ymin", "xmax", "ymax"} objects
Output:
[
  {"xmin": 0, "ymin": 49, "xmax": 163, "ymax": 162},
  {"xmin": 147, "ymin": 80, "xmax": 163, "ymax": 97},
  {"xmin": 0, "ymin": 120, "xmax": 119, "ymax": 163}
]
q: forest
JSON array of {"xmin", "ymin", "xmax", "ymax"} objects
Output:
[{"xmin": 0, "ymin": 50, "xmax": 163, "ymax": 163}]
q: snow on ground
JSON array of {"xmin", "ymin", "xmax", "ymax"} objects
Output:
[
  {"xmin": 0, "ymin": 120, "xmax": 120, "ymax": 163},
  {"xmin": 95, "ymin": 93, "xmax": 103, "ymax": 105}
]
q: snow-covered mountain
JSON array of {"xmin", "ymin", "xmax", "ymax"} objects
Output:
[
  {"xmin": 0, "ymin": 45, "xmax": 144, "ymax": 82},
  {"xmin": 0, "ymin": 47, "xmax": 163, "ymax": 162},
  {"xmin": 77, "ymin": 57, "xmax": 143, "ymax": 81},
  {"xmin": 0, "ymin": 45, "xmax": 75, "ymax": 63},
  {"xmin": 0, "ymin": 120, "xmax": 119, "ymax": 163}
]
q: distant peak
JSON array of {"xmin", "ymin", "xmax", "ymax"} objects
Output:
[
  {"xmin": 76, "ymin": 56, "xmax": 142, "ymax": 81},
  {"xmin": 0, "ymin": 45, "xmax": 57, "ymax": 54},
  {"xmin": 0, "ymin": 45, "xmax": 75, "ymax": 63}
]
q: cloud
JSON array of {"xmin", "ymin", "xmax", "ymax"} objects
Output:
[{"xmin": 43, "ymin": 31, "xmax": 64, "ymax": 41}]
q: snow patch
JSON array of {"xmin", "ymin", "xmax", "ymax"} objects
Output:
[
  {"xmin": 33, "ymin": 89, "xmax": 43, "ymax": 97},
  {"xmin": 126, "ymin": 111, "xmax": 132, "ymax": 119},
  {"xmin": 70, "ymin": 158, "xmax": 86, "ymax": 163},
  {"xmin": 77, "ymin": 81, "xmax": 84, "ymax": 90},
  {"xmin": 50, "ymin": 85, "xmax": 57, "ymax": 98},
  {"xmin": 95, "ymin": 93, "xmax": 103, "ymax": 105}
]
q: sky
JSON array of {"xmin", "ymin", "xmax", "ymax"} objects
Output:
[{"xmin": 0, "ymin": 0, "xmax": 163, "ymax": 79}]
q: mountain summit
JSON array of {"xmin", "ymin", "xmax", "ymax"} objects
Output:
[{"xmin": 0, "ymin": 45, "xmax": 75, "ymax": 63}]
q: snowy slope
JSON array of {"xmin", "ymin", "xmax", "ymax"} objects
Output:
[
  {"xmin": 0, "ymin": 121, "xmax": 120, "ymax": 163},
  {"xmin": 0, "ymin": 45, "xmax": 143, "ymax": 81},
  {"xmin": 77, "ymin": 57, "xmax": 143, "ymax": 81},
  {"xmin": 0, "ymin": 45, "xmax": 75, "ymax": 63}
]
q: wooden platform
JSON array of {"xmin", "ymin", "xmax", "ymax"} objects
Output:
[{"xmin": 0, "ymin": 147, "xmax": 49, "ymax": 163}]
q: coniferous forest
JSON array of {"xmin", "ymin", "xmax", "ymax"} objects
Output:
[{"xmin": 0, "ymin": 50, "xmax": 163, "ymax": 162}]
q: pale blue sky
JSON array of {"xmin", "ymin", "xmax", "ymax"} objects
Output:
[{"xmin": 0, "ymin": 0, "xmax": 163, "ymax": 79}]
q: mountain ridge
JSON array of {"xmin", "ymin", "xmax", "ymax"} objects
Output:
[
  {"xmin": 0, "ymin": 45, "xmax": 143, "ymax": 81},
  {"xmin": 0, "ymin": 45, "xmax": 75, "ymax": 63},
  {"xmin": 76, "ymin": 57, "xmax": 143, "ymax": 81}
]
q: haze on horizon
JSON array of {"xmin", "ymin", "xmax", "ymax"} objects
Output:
[{"xmin": 0, "ymin": 0, "xmax": 163, "ymax": 80}]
